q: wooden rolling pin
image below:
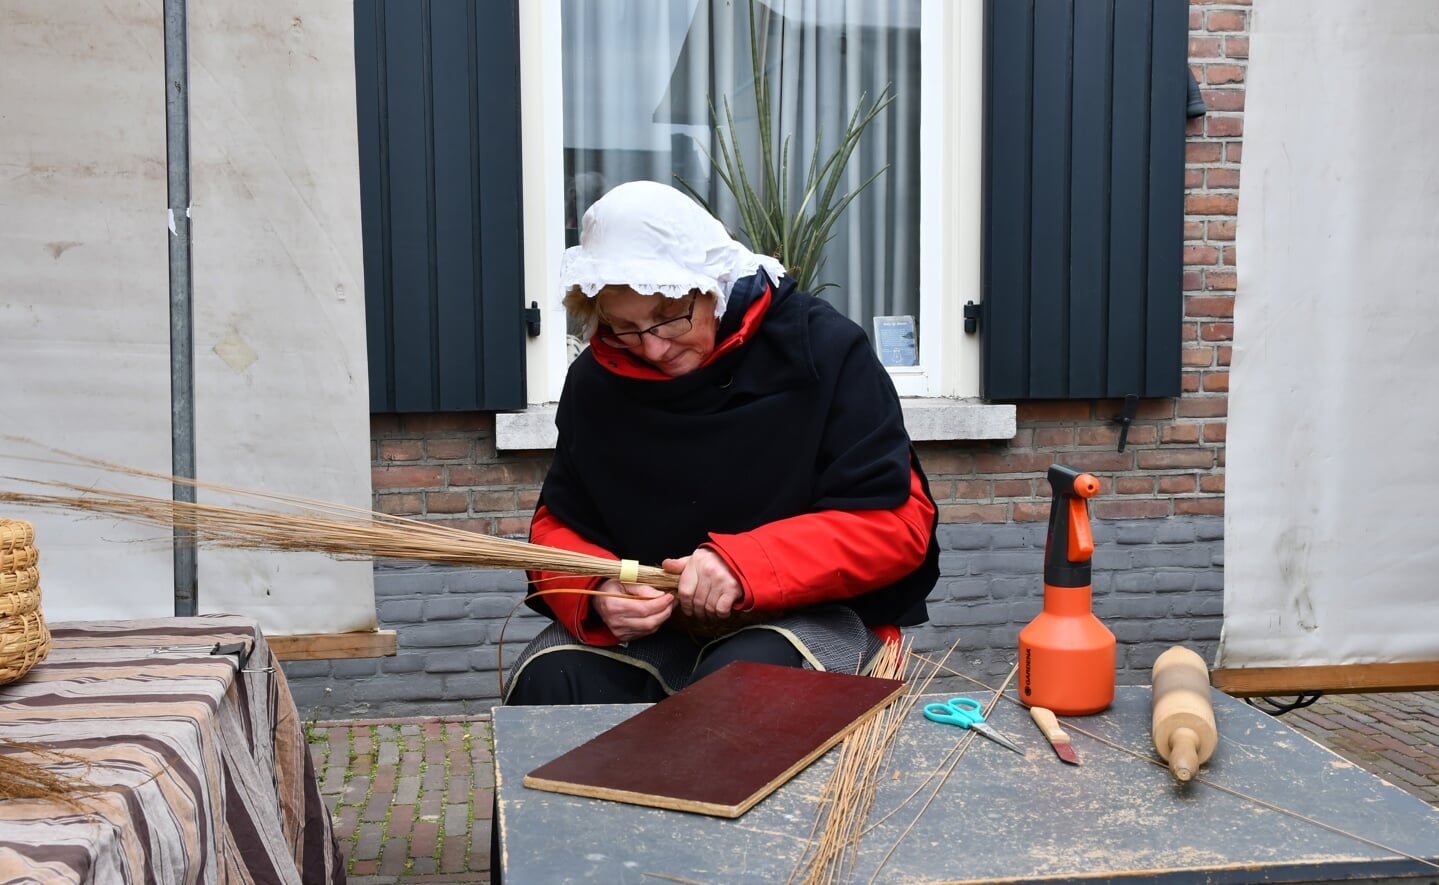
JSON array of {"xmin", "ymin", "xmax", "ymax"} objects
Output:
[{"xmin": 1150, "ymin": 646, "xmax": 1218, "ymax": 782}]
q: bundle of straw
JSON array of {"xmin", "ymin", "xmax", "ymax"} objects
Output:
[
  {"xmin": 786, "ymin": 642, "xmax": 1012, "ymax": 885},
  {"xmin": 0, "ymin": 443, "xmax": 679, "ymax": 592},
  {"xmin": 787, "ymin": 639, "xmax": 912, "ymax": 885}
]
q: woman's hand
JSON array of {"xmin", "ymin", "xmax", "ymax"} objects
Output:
[
  {"xmin": 591, "ymin": 579, "xmax": 675, "ymax": 643},
  {"xmin": 664, "ymin": 549, "xmax": 744, "ymax": 624}
]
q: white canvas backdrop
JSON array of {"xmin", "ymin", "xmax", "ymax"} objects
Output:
[
  {"xmin": 186, "ymin": 0, "xmax": 374, "ymax": 633},
  {"xmin": 1218, "ymin": 0, "xmax": 1439, "ymax": 668},
  {"xmin": 0, "ymin": 2, "xmax": 177, "ymax": 619},
  {"xmin": 0, "ymin": 0, "xmax": 375, "ymax": 634}
]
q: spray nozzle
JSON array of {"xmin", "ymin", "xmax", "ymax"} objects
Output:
[{"xmin": 1045, "ymin": 464, "xmax": 1100, "ymax": 588}]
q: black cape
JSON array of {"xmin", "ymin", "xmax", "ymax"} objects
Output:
[{"xmin": 534, "ymin": 272, "xmax": 939, "ymax": 626}]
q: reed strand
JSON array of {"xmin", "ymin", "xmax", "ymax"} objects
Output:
[
  {"xmin": 0, "ymin": 741, "xmax": 88, "ymax": 803},
  {"xmin": 0, "ymin": 476, "xmax": 679, "ymax": 592},
  {"xmin": 789, "ymin": 639, "xmax": 916, "ymax": 885}
]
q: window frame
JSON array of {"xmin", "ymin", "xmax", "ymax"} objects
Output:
[{"xmin": 503, "ymin": 1, "xmax": 1012, "ymax": 449}]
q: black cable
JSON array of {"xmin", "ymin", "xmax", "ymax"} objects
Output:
[{"xmin": 1245, "ymin": 693, "xmax": 1324, "ymax": 716}]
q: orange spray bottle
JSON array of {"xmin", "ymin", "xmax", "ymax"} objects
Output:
[{"xmin": 1018, "ymin": 464, "xmax": 1115, "ymax": 715}]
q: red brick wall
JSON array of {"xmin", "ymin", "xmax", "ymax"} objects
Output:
[
  {"xmin": 371, "ymin": 412, "xmax": 549, "ymax": 538},
  {"xmin": 370, "ymin": 3, "xmax": 1246, "ymax": 537}
]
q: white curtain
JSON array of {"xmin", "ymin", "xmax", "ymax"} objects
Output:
[{"xmin": 561, "ymin": 0, "xmax": 920, "ymax": 339}]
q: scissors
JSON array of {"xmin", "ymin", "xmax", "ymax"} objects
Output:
[{"xmin": 923, "ymin": 697, "xmax": 1025, "ymax": 756}]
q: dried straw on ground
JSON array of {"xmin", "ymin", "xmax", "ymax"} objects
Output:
[{"xmin": 0, "ymin": 443, "xmax": 679, "ymax": 592}]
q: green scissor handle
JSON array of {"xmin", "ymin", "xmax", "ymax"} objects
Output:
[
  {"xmin": 923, "ymin": 696, "xmax": 985, "ymax": 727},
  {"xmin": 924, "ymin": 697, "xmax": 1026, "ymax": 756}
]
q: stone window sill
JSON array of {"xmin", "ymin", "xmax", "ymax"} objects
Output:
[{"xmin": 495, "ymin": 399, "xmax": 1016, "ymax": 451}]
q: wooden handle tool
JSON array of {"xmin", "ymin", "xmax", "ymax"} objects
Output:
[
  {"xmin": 1150, "ymin": 645, "xmax": 1218, "ymax": 782},
  {"xmin": 1029, "ymin": 706, "xmax": 1080, "ymax": 764}
]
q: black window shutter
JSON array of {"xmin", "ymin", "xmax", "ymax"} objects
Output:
[
  {"xmin": 355, "ymin": 0, "xmax": 526, "ymax": 413},
  {"xmin": 981, "ymin": 0, "xmax": 1187, "ymax": 400}
]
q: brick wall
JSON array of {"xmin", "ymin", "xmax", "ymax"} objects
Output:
[
  {"xmin": 285, "ymin": 516, "xmax": 1224, "ymax": 718},
  {"xmin": 370, "ymin": 412, "xmax": 546, "ymax": 538},
  {"xmin": 282, "ymin": 3, "xmax": 1248, "ymax": 720}
]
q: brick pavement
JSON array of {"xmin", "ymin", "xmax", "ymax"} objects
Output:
[
  {"xmin": 310, "ymin": 692, "xmax": 1439, "ymax": 884},
  {"xmin": 311, "ymin": 717, "xmax": 494, "ymax": 884},
  {"xmin": 1281, "ymin": 690, "xmax": 1439, "ymax": 808}
]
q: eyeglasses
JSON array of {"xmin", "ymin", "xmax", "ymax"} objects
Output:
[{"xmin": 598, "ymin": 294, "xmax": 698, "ymax": 349}]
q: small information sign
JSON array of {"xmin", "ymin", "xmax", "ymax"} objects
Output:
[{"xmin": 874, "ymin": 315, "xmax": 918, "ymax": 367}]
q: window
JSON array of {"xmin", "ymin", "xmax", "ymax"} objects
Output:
[
  {"xmin": 356, "ymin": 0, "xmax": 1178, "ymax": 438},
  {"xmin": 516, "ymin": 0, "xmax": 984, "ymax": 404},
  {"xmin": 564, "ymin": 1, "xmax": 917, "ymax": 330}
]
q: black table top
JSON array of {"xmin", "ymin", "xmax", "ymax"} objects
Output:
[{"xmin": 494, "ymin": 685, "xmax": 1439, "ymax": 884}]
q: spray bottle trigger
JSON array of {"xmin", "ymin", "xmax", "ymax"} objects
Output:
[{"xmin": 1067, "ymin": 498, "xmax": 1094, "ymax": 561}]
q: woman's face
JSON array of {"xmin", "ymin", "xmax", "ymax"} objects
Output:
[{"xmin": 596, "ymin": 287, "xmax": 719, "ymax": 377}]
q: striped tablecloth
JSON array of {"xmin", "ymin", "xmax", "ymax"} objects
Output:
[{"xmin": 0, "ymin": 615, "xmax": 343, "ymax": 884}]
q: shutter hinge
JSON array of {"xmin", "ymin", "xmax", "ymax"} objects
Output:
[
  {"xmin": 1112, "ymin": 393, "xmax": 1139, "ymax": 452},
  {"xmin": 524, "ymin": 301, "xmax": 542, "ymax": 338},
  {"xmin": 963, "ymin": 300, "xmax": 980, "ymax": 334}
]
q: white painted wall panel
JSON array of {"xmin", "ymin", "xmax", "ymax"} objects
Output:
[
  {"xmin": 1220, "ymin": 0, "xmax": 1439, "ymax": 667},
  {"xmin": 0, "ymin": 2, "xmax": 175, "ymax": 619},
  {"xmin": 187, "ymin": 0, "xmax": 374, "ymax": 632},
  {"xmin": 0, "ymin": 1, "xmax": 375, "ymax": 633}
]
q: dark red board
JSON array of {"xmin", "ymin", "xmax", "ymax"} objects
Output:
[{"xmin": 523, "ymin": 660, "xmax": 905, "ymax": 817}]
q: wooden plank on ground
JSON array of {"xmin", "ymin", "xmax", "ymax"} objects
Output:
[
  {"xmin": 269, "ymin": 629, "xmax": 397, "ymax": 661},
  {"xmin": 1211, "ymin": 661, "xmax": 1439, "ymax": 696},
  {"xmin": 523, "ymin": 661, "xmax": 905, "ymax": 818}
]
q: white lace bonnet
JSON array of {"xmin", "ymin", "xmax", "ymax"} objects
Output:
[{"xmin": 559, "ymin": 180, "xmax": 786, "ymax": 319}]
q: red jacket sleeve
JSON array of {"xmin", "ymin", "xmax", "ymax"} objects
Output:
[
  {"xmin": 702, "ymin": 465, "xmax": 935, "ymax": 613},
  {"xmin": 527, "ymin": 505, "xmax": 621, "ymax": 646}
]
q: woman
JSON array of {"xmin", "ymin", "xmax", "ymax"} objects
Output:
[{"xmin": 505, "ymin": 180, "xmax": 939, "ymax": 705}]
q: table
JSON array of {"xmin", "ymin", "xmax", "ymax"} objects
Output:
[
  {"xmin": 494, "ymin": 686, "xmax": 1439, "ymax": 884},
  {"xmin": 0, "ymin": 615, "xmax": 342, "ymax": 884}
]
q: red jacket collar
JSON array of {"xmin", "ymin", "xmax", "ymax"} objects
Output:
[{"xmin": 587, "ymin": 284, "xmax": 774, "ymax": 380}]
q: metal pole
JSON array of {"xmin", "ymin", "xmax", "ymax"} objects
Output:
[{"xmin": 164, "ymin": 0, "xmax": 198, "ymax": 616}]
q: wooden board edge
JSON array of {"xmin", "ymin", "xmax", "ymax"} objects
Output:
[
  {"xmin": 520, "ymin": 679, "xmax": 907, "ymax": 819},
  {"xmin": 521, "ymin": 774, "xmax": 746, "ymax": 818},
  {"xmin": 1210, "ymin": 661, "xmax": 1439, "ymax": 697},
  {"xmin": 269, "ymin": 629, "xmax": 398, "ymax": 661},
  {"xmin": 731, "ymin": 679, "xmax": 907, "ymax": 816}
]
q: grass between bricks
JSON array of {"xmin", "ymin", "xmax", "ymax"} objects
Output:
[{"xmin": 315, "ymin": 720, "xmax": 489, "ymax": 878}]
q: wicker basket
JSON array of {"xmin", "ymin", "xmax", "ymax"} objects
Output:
[
  {"xmin": 0, "ymin": 574, "xmax": 40, "ymax": 619},
  {"xmin": 0, "ymin": 544, "xmax": 37, "ymax": 572},
  {"xmin": 0, "ymin": 566, "xmax": 38, "ymax": 597},
  {"xmin": 0, "ymin": 519, "xmax": 34, "ymax": 549},
  {"xmin": 0, "ymin": 519, "xmax": 50, "ymax": 685}
]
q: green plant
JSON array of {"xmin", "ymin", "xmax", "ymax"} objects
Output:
[
  {"xmin": 304, "ymin": 711, "xmax": 325, "ymax": 744},
  {"xmin": 677, "ymin": 0, "xmax": 894, "ymax": 295}
]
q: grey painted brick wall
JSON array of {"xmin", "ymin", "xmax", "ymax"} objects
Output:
[{"xmin": 282, "ymin": 515, "xmax": 1224, "ymax": 720}]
